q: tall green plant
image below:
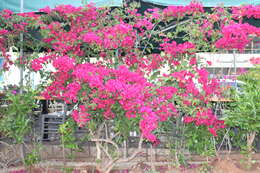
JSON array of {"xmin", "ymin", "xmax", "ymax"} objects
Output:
[
  {"xmin": 0, "ymin": 90, "xmax": 37, "ymax": 143},
  {"xmin": 224, "ymin": 66, "xmax": 260, "ymax": 164}
]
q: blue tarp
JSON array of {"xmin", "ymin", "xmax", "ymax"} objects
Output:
[
  {"xmin": 0, "ymin": 0, "xmax": 122, "ymax": 13},
  {"xmin": 143, "ymin": 0, "xmax": 260, "ymax": 6}
]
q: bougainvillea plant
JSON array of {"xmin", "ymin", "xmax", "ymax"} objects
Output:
[{"xmin": 1, "ymin": 2, "xmax": 260, "ymax": 172}]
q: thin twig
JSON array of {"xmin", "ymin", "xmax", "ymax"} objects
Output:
[
  {"xmin": 99, "ymin": 143, "xmax": 112, "ymax": 160},
  {"xmin": 141, "ymin": 23, "xmax": 159, "ymax": 55},
  {"xmin": 110, "ymin": 132, "xmax": 120, "ymax": 140},
  {"xmin": 157, "ymin": 19, "xmax": 191, "ymax": 34},
  {"xmin": 119, "ymin": 135, "xmax": 144, "ymax": 163},
  {"xmin": 103, "ymin": 135, "xmax": 144, "ymax": 171},
  {"xmin": 217, "ymin": 128, "xmax": 230, "ymax": 152},
  {"xmin": 91, "ymin": 138, "xmax": 120, "ymax": 154}
]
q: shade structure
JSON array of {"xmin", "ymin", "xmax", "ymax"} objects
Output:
[
  {"xmin": 143, "ymin": 0, "xmax": 260, "ymax": 6},
  {"xmin": 1, "ymin": 0, "xmax": 259, "ymax": 14},
  {"xmin": 0, "ymin": 0, "xmax": 122, "ymax": 13}
]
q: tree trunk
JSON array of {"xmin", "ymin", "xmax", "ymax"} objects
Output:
[
  {"xmin": 246, "ymin": 131, "xmax": 256, "ymax": 166},
  {"xmin": 97, "ymin": 169, "xmax": 111, "ymax": 173},
  {"xmin": 20, "ymin": 143, "xmax": 26, "ymax": 164},
  {"xmin": 96, "ymin": 142, "xmax": 101, "ymax": 161},
  {"xmin": 97, "ymin": 161, "xmax": 114, "ymax": 173},
  {"xmin": 100, "ymin": 166, "xmax": 114, "ymax": 173},
  {"xmin": 150, "ymin": 145, "xmax": 156, "ymax": 171}
]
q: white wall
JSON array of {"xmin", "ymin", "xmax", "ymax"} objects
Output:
[
  {"xmin": 197, "ymin": 53, "xmax": 259, "ymax": 68},
  {"xmin": 0, "ymin": 51, "xmax": 45, "ymax": 89}
]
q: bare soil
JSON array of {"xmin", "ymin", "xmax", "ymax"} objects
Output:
[{"xmin": 5, "ymin": 154, "xmax": 260, "ymax": 173}]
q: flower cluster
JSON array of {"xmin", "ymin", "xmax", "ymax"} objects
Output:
[
  {"xmin": 44, "ymin": 63, "xmax": 178, "ymax": 142},
  {"xmin": 215, "ymin": 23, "xmax": 260, "ymax": 51},
  {"xmin": 232, "ymin": 5, "xmax": 260, "ymax": 20},
  {"xmin": 160, "ymin": 41, "xmax": 196, "ymax": 57},
  {"xmin": 31, "ymin": 56, "xmax": 51, "ymax": 71},
  {"xmin": 82, "ymin": 23, "xmax": 137, "ymax": 49},
  {"xmin": 53, "ymin": 56, "xmax": 75, "ymax": 72},
  {"xmin": 163, "ymin": 2, "xmax": 204, "ymax": 19},
  {"xmin": 249, "ymin": 57, "xmax": 260, "ymax": 65},
  {"xmin": 0, "ymin": 9, "xmax": 13, "ymax": 19},
  {"xmin": 183, "ymin": 108, "xmax": 225, "ymax": 136}
]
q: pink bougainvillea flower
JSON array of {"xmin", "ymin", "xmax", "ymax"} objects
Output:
[
  {"xmin": 215, "ymin": 23, "xmax": 260, "ymax": 51},
  {"xmin": 232, "ymin": 5, "xmax": 260, "ymax": 20},
  {"xmin": 249, "ymin": 57, "xmax": 260, "ymax": 65}
]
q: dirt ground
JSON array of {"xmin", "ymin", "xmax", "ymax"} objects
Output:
[
  {"xmin": 5, "ymin": 152, "xmax": 260, "ymax": 173},
  {"xmin": 5, "ymin": 158, "xmax": 260, "ymax": 173}
]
